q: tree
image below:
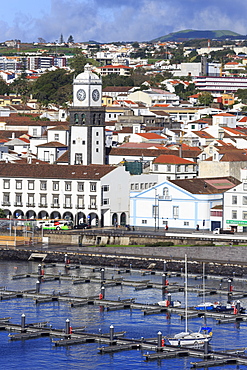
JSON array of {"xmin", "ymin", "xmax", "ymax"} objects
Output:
[
  {"xmin": 198, "ymin": 92, "xmax": 214, "ymax": 106},
  {"xmin": 59, "ymin": 34, "xmax": 64, "ymax": 44},
  {"xmin": 67, "ymin": 35, "xmax": 74, "ymax": 43},
  {"xmin": 0, "ymin": 208, "xmax": 5, "ymax": 218},
  {"xmin": 69, "ymin": 54, "xmax": 88, "ymax": 75},
  {"xmin": 0, "ymin": 77, "xmax": 10, "ymax": 95},
  {"xmin": 32, "ymin": 69, "xmax": 73, "ymax": 106}
]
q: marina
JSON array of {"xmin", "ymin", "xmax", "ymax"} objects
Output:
[{"xmin": 1, "ymin": 254, "xmax": 247, "ymax": 369}]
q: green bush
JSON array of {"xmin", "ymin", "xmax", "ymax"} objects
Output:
[{"xmin": 145, "ymin": 241, "xmax": 174, "ymax": 247}]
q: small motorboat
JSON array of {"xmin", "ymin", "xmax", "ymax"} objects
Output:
[
  {"xmin": 194, "ymin": 301, "xmax": 245, "ymax": 313},
  {"xmin": 157, "ymin": 299, "xmax": 181, "ymax": 307}
]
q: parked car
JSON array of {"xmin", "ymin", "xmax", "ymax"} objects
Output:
[{"xmin": 74, "ymin": 223, "xmax": 91, "ymax": 229}]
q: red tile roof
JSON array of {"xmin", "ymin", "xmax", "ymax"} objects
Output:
[{"xmin": 153, "ymin": 154, "xmax": 196, "ymax": 165}]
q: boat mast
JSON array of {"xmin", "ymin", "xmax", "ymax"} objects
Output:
[{"xmin": 185, "ymin": 254, "xmax": 188, "ymax": 333}]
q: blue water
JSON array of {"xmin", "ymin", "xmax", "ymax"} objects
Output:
[{"xmin": 0, "ymin": 260, "xmax": 246, "ymax": 369}]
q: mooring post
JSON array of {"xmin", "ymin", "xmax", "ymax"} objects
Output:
[
  {"xmin": 228, "ymin": 279, "xmax": 232, "ymax": 292},
  {"xmin": 167, "ymin": 293, "xmax": 171, "ymax": 305},
  {"xmin": 163, "ymin": 260, "xmax": 167, "ymax": 273},
  {"xmin": 36, "ymin": 280, "xmax": 40, "ymax": 293},
  {"xmin": 110, "ymin": 324, "xmax": 114, "ymax": 342},
  {"xmin": 101, "ymin": 268, "xmax": 105, "ymax": 285},
  {"xmin": 162, "ymin": 273, "xmax": 167, "ymax": 287},
  {"xmin": 21, "ymin": 313, "xmax": 26, "ymax": 329},
  {"xmin": 38, "ymin": 264, "xmax": 42, "ymax": 275},
  {"xmin": 204, "ymin": 338, "xmax": 209, "ymax": 355},
  {"xmin": 236, "ymin": 300, "xmax": 241, "ymax": 313},
  {"xmin": 65, "ymin": 319, "xmax": 70, "ymax": 335},
  {"xmin": 157, "ymin": 331, "xmax": 162, "ymax": 350},
  {"xmin": 101, "ymin": 286, "xmax": 105, "ymax": 299},
  {"xmin": 64, "ymin": 254, "xmax": 68, "ymax": 265}
]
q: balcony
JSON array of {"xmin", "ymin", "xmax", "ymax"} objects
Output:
[
  {"xmin": 26, "ymin": 203, "xmax": 35, "ymax": 207},
  {"xmin": 88, "ymin": 205, "xmax": 97, "ymax": 210},
  {"xmin": 2, "ymin": 201, "xmax": 11, "ymax": 206},
  {"xmin": 63, "ymin": 204, "xmax": 72, "ymax": 209},
  {"xmin": 76, "ymin": 204, "xmax": 85, "ymax": 209},
  {"xmin": 51, "ymin": 203, "xmax": 60, "ymax": 208},
  {"xmin": 14, "ymin": 202, "xmax": 23, "ymax": 207},
  {"xmin": 39, "ymin": 203, "xmax": 48, "ymax": 208}
]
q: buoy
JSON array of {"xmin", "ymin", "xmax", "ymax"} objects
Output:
[
  {"xmin": 69, "ymin": 326, "xmax": 73, "ymax": 334},
  {"xmin": 165, "ymin": 279, "xmax": 169, "ymax": 286},
  {"xmin": 161, "ymin": 339, "xmax": 165, "ymax": 347},
  {"xmin": 99, "ymin": 293, "xmax": 103, "ymax": 300},
  {"xmin": 41, "ymin": 269, "xmax": 44, "ymax": 276},
  {"xmin": 233, "ymin": 306, "xmax": 238, "ymax": 315}
]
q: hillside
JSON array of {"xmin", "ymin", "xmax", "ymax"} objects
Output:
[{"xmin": 151, "ymin": 29, "xmax": 245, "ymax": 42}]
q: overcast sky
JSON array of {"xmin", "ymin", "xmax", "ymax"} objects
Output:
[{"xmin": 1, "ymin": 0, "xmax": 247, "ymax": 43}]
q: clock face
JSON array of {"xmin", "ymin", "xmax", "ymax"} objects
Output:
[
  {"xmin": 92, "ymin": 89, "xmax": 100, "ymax": 102},
  {"xmin": 77, "ymin": 89, "xmax": 86, "ymax": 101}
]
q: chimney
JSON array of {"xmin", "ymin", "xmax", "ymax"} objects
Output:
[{"xmin": 11, "ymin": 132, "xmax": 15, "ymax": 139}]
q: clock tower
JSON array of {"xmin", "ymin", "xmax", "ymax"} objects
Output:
[{"xmin": 69, "ymin": 63, "xmax": 105, "ymax": 165}]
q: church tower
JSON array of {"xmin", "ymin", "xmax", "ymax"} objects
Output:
[{"xmin": 69, "ymin": 63, "xmax": 105, "ymax": 165}]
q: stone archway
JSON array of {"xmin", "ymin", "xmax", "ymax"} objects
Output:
[
  {"xmin": 50, "ymin": 211, "xmax": 61, "ymax": 219},
  {"xmin": 3, "ymin": 209, "xmax": 11, "ymax": 218},
  {"xmin": 112, "ymin": 213, "xmax": 118, "ymax": 226},
  {"xmin": 88, "ymin": 212, "xmax": 99, "ymax": 226},
  {"xmin": 13, "ymin": 209, "xmax": 24, "ymax": 218},
  {"xmin": 76, "ymin": 212, "xmax": 86, "ymax": 225},
  {"xmin": 120, "ymin": 212, "xmax": 127, "ymax": 226},
  {"xmin": 38, "ymin": 211, "xmax": 49, "ymax": 219},
  {"xmin": 26, "ymin": 210, "xmax": 36, "ymax": 219},
  {"xmin": 63, "ymin": 212, "xmax": 73, "ymax": 221}
]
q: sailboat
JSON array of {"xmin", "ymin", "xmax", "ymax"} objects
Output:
[{"xmin": 167, "ymin": 255, "xmax": 213, "ymax": 347}]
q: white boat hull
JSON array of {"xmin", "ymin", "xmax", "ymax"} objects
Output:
[{"xmin": 168, "ymin": 333, "xmax": 212, "ymax": 347}]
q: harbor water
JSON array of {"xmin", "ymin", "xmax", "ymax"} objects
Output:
[{"xmin": 0, "ymin": 260, "xmax": 247, "ymax": 369}]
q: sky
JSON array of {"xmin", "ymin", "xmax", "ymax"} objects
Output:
[{"xmin": 1, "ymin": 0, "xmax": 247, "ymax": 43}]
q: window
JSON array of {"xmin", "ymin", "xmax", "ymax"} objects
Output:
[
  {"xmin": 96, "ymin": 148, "xmax": 99, "ymax": 152},
  {"xmin": 163, "ymin": 187, "xmax": 169, "ymax": 196},
  {"xmin": 173, "ymin": 206, "xmax": 179, "ymax": 219},
  {"xmin": 33, "ymin": 128, "xmax": 37, "ymax": 136},
  {"xmin": 232, "ymin": 210, "xmax": 237, "ymax": 219},
  {"xmin": 145, "ymin": 183, "xmax": 148, "ymax": 189},
  {"xmin": 135, "ymin": 183, "xmax": 139, "ymax": 190},
  {"xmin": 96, "ymin": 141, "xmax": 99, "ymax": 145},
  {"xmin": 54, "ymin": 134, "xmax": 59, "ymax": 141},
  {"xmin": 184, "ymin": 221, "xmax": 189, "ymax": 226},
  {"xmin": 82, "ymin": 140, "xmax": 85, "ymax": 145},
  {"xmin": 167, "ymin": 164, "xmax": 171, "ymax": 172},
  {"xmin": 154, "ymin": 164, "xmax": 158, "ymax": 171},
  {"xmin": 27, "ymin": 194, "xmax": 35, "ymax": 207},
  {"xmin": 103, "ymin": 198, "xmax": 109, "ymax": 205},
  {"xmin": 3, "ymin": 180, "xmax": 10, "ymax": 189},
  {"xmin": 243, "ymin": 196, "xmax": 247, "ymax": 205},
  {"xmin": 77, "ymin": 195, "xmax": 84, "ymax": 208},
  {"xmin": 102, "ymin": 185, "xmax": 109, "ymax": 192},
  {"xmin": 176, "ymin": 165, "xmax": 181, "ymax": 172},
  {"xmin": 243, "ymin": 211, "xmax": 247, "ymax": 220},
  {"xmin": 75, "ymin": 153, "xmax": 82, "ymax": 165},
  {"xmin": 131, "ymin": 184, "xmax": 135, "ymax": 190},
  {"xmin": 65, "ymin": 182, "xmax": 71, "ymax": 191},
  {"xmin": 89, "ymin": 195, "xmax": 97, "ymax": 209},
  {"xmin": 52, "ymin": 195, "xmax": 59, "ymax": 206},
  {"xmin": 140, "ymin": 183, "xmax": 144, "ymax": 190},
  {"xmin": 77, "ymin": 182, "xmax": 84, "ymax": 192},
  {"xmin": 53, "ymin": 182, "xmax": 59, "ymax": 191},
  {"xmin": 142, "ymin": 220, "xmax": 147, "ymax": 224},
  {"xmin": 72, "ymin": 140, "xmax": 76, "ymax": 144},
  {"xmin": 16, "ymin": 180, "xmax": 22, "ymax": 190},
  {"xmin": 40, "ymin": 181, "xmax": 47, "ymax": 191},
  {"xmin": 3, "ymin": 193, "xmax": 10, "ymax": 206},
  {"xmin": 90, "ymin": 182, "xmax": 96, "ymax": 192},
  {"xmin": 28, "ymin": 181, "xmax": 34, "ymax": 190},
  {"xmin": 153, "ymin": 205, "xmax": 158, "ymax": 218},
  {"xmin": 243, "ymin": 182, "xmax": 247, "ymax": 191},
  {"xmin": 185, "ymin": 165, "xmax": 188, "ymax": 173},
  {"xmin": 64, "ymin": 195, "xmax": 72, "ymax": 208},
  {"xmin": 15, "ymin": 193, "xmax": 22, "ymax": 206},
  {"xmin": 40, "ymin": 194, "xmax": 47, "ymax": 207},
  {"xmin": 232, "ymin": 195, "xmax": 237, "ymax": 205}
]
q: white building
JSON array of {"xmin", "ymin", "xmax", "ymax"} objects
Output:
[
  {"xmin": 0, "ymin": 162, "xmax": 130, "ymax": 227},
  {"xmin": 130, "ymin": 176, "xmax": 240, "ymax": 230}
]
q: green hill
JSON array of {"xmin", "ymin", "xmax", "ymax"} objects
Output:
[{"xmin": 151, "ymin": 29, "xmax": 245, "ymax": 42}]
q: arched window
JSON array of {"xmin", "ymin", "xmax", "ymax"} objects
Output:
[
  {"xmin": 93, "ymin": 114, "xmax": 96, "ymax": 125},
  {"xmin": 163, "ymin": 187, "xmax": 169, "ymax": 196},
  {"xmin": 74, "ymin": 113, "xmax": 79, "ymax": 124},
  {"xmin": 81, "ymin": 113, "xmax": 86, "ymax": 124},
  {"xmin": 98, "ymin": 114, "xmax": 101, "ymax": 125}
]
